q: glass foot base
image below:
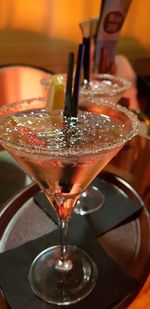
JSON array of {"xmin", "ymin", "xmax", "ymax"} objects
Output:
[
  {"xmin": 28, "ymin": 245, "xmax": 97, "ymax": 305},
  {"xmin": 74, "ymin": 186, "xmax": 104, "ymax": 215}
]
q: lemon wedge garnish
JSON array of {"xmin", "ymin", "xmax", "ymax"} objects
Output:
[{"xmin": 46, "ymin": 74, "xmax": 65, "ymax": 112}]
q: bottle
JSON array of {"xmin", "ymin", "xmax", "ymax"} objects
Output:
[{"xmin": 93, "ymin": 0, "xmax": 132, "ymax": 74}]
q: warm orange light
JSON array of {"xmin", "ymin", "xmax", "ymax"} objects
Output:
[
  {"xmin": 0, "ymin": 0, "xmax": 100, "ymax": 41},
  {"xmin": 45, "ymin": 0, "xmax": 101, "ymax": 41},
  {"xmin": 0, "ymin": 66, "xmax": 46, "ymax": 106},
  {"xmin": 121, "ymin": 0, "xmax": 150, "ymax": 47},
  {"xmin": 0, "ymin": 0, "xmax": 149, "ymax": 48}
]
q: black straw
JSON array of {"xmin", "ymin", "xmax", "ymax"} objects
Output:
[
  {"xmin": 83, "ymin": 37, "xmax": 90, "ymax": 82},
  {"xmin": 64, "ymin": 52, "xmax": 74, "ymax": 118},
  {"xmin": 72, "ymin": 43, "xmax": 85, "ymax": 117}
]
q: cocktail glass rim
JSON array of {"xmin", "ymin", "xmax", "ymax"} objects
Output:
[
  {"xmin": 0, "ymin": 97, "xmax": 139, "ymax": 156},
  {"xmin": 40, "ymin": 73, "xmax": 132, "ymax": 96}
]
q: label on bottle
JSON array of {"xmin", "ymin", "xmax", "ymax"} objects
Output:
[{"xmin": 93, "ymin": 0, "xmax": 132, "ymax": 73}]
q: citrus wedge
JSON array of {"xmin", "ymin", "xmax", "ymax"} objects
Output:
[{"xmin": 46, "ymin": 74, "xmax": 65, "ymax": 112}]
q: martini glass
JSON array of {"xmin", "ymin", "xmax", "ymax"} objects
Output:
[
  {"xmin": 76, "ymin": 74, "xmax": 131, "ymax": 215},
  {"xmin": 0, "ymin": 97, "xmax": 139, "ymax": 305},
  {"xmin": 41, "ymin": 74, "xmax": 131, "ymax": 215}
]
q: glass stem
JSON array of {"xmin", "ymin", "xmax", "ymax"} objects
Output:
[
  {"xmin": 55, "ymin": 218, "xmax": 73, "ymax": 271},
  {"xmin": 59, "ymin": 218, "xmax": 69, "ymax": 258}
]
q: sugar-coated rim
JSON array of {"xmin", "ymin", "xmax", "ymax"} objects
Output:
[
  {"xmin": 0, "ymin": 97, "xmax": 140, "ymax": 157},
  {"xmin": 40, "ymin": 73, "xmax": 132, "ymax": 96},
  {"xmin": 89, "ymin": 73, "xmax": 132, "ymax": 95}
]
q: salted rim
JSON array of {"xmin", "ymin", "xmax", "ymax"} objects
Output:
[
  {"xmin": 40, "ymin": 73, "xmax": 132, "ymax": 96},
  {"xmin": 81, "ymin": 74, "xmax": 132, "ymax": 96},
  {"xmin": 0, "ymin": 97, "xmax": 140, "ymax": 157}
]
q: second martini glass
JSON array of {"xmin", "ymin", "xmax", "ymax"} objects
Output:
[
  {"xmin": 76, "ymin": 73, "xmax": 132, "ymax": 215},
  {"xmin": 0, "ymin": 98, "xmax": 139, "ymax": 305}
]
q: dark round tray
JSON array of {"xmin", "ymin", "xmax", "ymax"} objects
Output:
[{"xmin": 0, "ymin": 171, "xmax": 150, "ymax": 308}]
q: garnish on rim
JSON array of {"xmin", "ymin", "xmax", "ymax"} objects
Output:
[{"xmin": 46, "ymin": 74, "xmax": 65, "ymax": 112}]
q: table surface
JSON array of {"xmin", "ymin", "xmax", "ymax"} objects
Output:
[
  {"xmin": 0, "ymin": 172, "xmax": 150, "ymax": 309},
  {"xmin": 0, "ymin": 65, "xmax": 150, "ymax": 308}
]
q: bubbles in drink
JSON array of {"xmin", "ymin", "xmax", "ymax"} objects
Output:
[{"xmin": 0, "ymin": 109, "xmax": 129, "ymax": 156}]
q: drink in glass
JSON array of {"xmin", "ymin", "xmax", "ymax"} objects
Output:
[{"xmin": 0, "ymin": 98, "xmax": 139, "ymax": 305}]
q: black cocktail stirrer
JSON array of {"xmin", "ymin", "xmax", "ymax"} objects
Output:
[
  {"xmin": 64, "ymin": 52, "xmax": 74, "ymax": 119},
  {"xmin": 64, "ymin": 44, "xmax": 85, "ymax": 119},
  {"xmin": 72, "ymin": 43, "xmax": 85, "ymax": 118},
  {"xmin": 83, "ymin": 37, "xmax": 90, "ymax": 83},
  {"xmin": 61, "ymin": 44, "xmax": 85, "ymax": 193},
  {"xmin": 79, "ymin": 19, "xmax": 91, "ymax": 83}
]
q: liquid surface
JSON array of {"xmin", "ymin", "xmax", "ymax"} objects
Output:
[{"xmin": 0, "ymin": 109, "xmax": 129, "ymax": 155}]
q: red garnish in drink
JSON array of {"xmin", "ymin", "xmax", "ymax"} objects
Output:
[{"xmin": 16, "ymin": 127, "xmax": 45, "ymax": 146}]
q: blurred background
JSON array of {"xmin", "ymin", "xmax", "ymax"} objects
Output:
[{"xmin": 0, "ymin": 0, "xmax": 149, "ymax": 74}]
